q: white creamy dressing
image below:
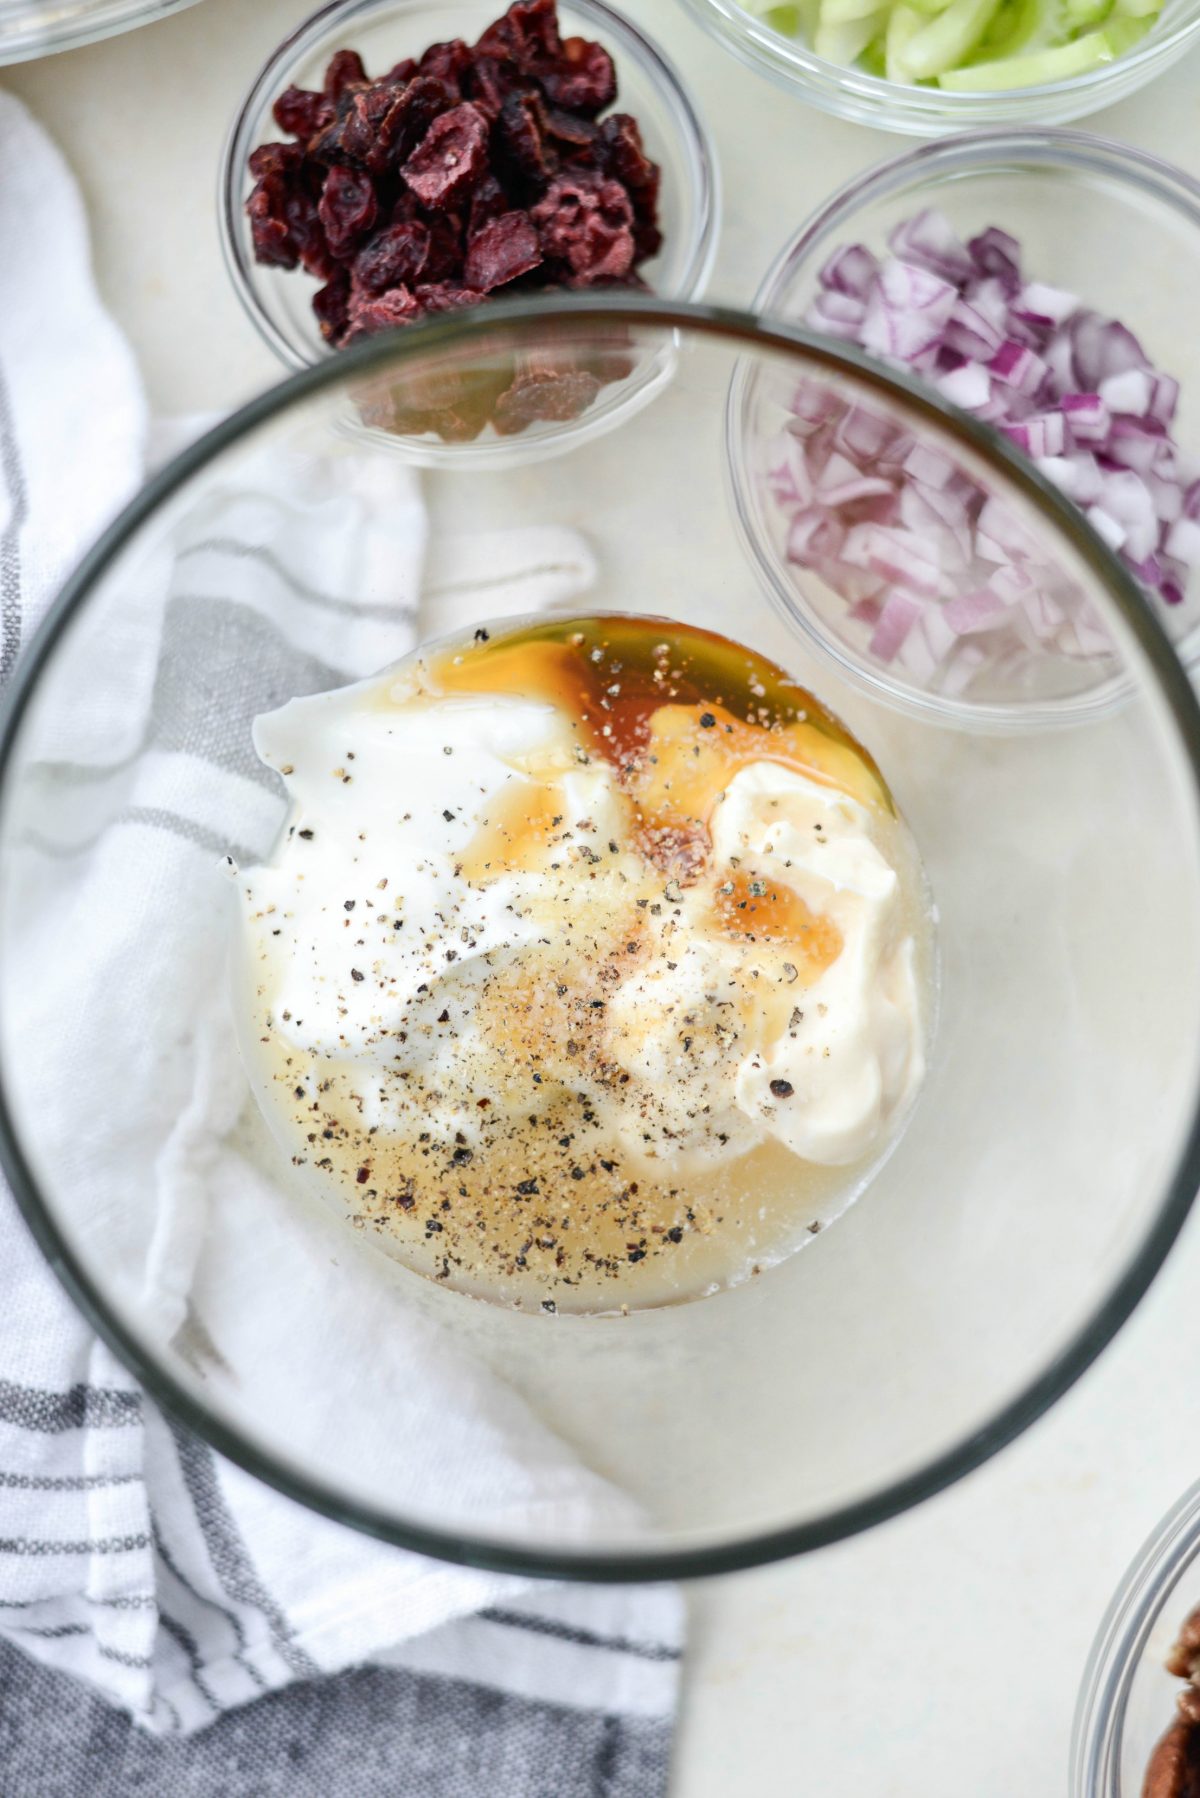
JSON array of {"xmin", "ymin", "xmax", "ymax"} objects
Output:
[{"xmin": 239, "ymin": 677, "xmax": 924, "ymax": 1179}]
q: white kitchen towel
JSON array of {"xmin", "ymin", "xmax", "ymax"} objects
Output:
[{"xmin": 0, "ymin": 84, "xmax": 681, "ymax": 1782}]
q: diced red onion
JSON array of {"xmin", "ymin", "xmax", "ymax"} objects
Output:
[{"xmin": 776, "ymin": 208, "xmax": 1195, "ymax": 696}]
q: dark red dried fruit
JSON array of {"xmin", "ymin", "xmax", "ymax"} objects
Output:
[
  {"xmin": 318, "ymin": 163, "xmax": 378, "ymax": 258},
  {"xmin": 401, "ymin": 103, "xmax": 490, "ymax": 210},
  {"xmin": 540, "ymin": 37, "xmax": 616, "ymax": 115},
  {"xmin": 248, "ymin": 1, "xmax": 664, "ymax": 439},
  {"xmin": 475, "ymin": 0, "xmax": 562, "ymax": 71},
  {"xmin": 542, "ymin": 105, "xmax": 599, "ymax": 160},
  {"xmin": 468, "ymin": 173, "xmax": 512, "ymax": 238},
  {"xmin": 596, "ymin": 111, "xmax": 661, "ymax": 256},
  {"xmin": 324, "ymin": 48, "xmax": 367, "ymax": 100},
  {"xmin": 1143, "ymin": 1718, "xmax": 1200, "ymax": 1798},
  {"xmin": 493, "ymin": 357, "xmax": 601, "ymax": 434},
  {"xmin": 247, "ymin": 176, "xmax": 299, "ymax": 269},
  {"xmin": 248, "ymin": 140, "xmax": 304, "ymax": 181},
  {"xmin": 413, "ymin": 281, "xmax": 487, "ymax": 312},
  {"xmin": 422, "ymin": 212, "xmax": 467, "ymax": 280},
  {"xmin": 313, "ymin": 268, "xmax": 352, "ymax": 343},
  {"xmin": 463, "ymin": 53, "xmax": 515, "ymax": 121},
  {"xmin": 332, "ymin": 81, "xmax": 409, "ymax": 171},
  {"xmin": 272, "ymin": 85, "xmax": 335, "ymax": 143},
  {"xmin": 418, "ymin": 38, "xmax": 473, "ymax": 91},
  {"xmin": 531, "ymin": 172, "xmax": 634, "ymax": 283},
  {"xmin": 352, "ymin": 220, "xmax": 431, "ymax": 294},
  {"xmin": 246, "ymin": 154, "xmax": 329, "ymax": 274},
  {"xmin": 496, "ymin": 90, "xmax": 556, "ymax": 185},
  {"xmin": 464, "ymin": 211, "xmax": 542, "ymax": 292},
  {"xmin": 344, "ymin": 283, "xmax": 422, "ymax": 342}
]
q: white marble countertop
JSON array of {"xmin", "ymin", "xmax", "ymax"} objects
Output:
[{"xmin": 7, "ymin": 4, "xmax": 1200, "ymax": 1791}]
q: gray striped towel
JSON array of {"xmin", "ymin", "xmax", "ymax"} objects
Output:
[{"xmin": 0, "ymin": 86, "xmax": 681, "ymax": 1792}]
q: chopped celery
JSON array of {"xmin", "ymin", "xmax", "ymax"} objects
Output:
[
  {"xmin": 741, "ymin": 0, "xmax": 1154, "ymax": 81},
  {"xmin": 1064, "ymin": 0, "xmax": 1113, "ymax": 27},
  {"xmin": 820, "ymin": 0, "xmax": 891, "ymax": 26},
  {"xmin": 858, "ymin": 28, "xmax": 889, "ymax": 67},
  {"xmin": 938, "ymin": 12, "xmax": 1150, "ymax": 80},
  {"xmin": 886, "ymin": 1, "xmax": 925, "ymax": 72},
  {"xmin": 897, "ymin": 0, "xmax": 1005, "ymax": 76},
  {"xmin": 814, "ymin": 9, "xmax": 886, "ymax": 58}
]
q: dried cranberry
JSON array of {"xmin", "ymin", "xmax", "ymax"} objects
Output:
[
  {"xmin": 312, "ymin": 268, "xmax": 352, "ymax": 344},
  {"xmin": 596, "ymin": 112, "xmax": 661, "ymax": 254},
  {"xmin": 246, "ymin": 156, "xmax": 327, "ymax": 272},
  {"xmin": 475, "ymin": 0, "xmax": 562, "ymax": 71},
  {"xmin": 381, "ymin": 56, "xmax": 418, "ymax": 83},
  {"xmin": 386, "ymin": 76, "xmax": 461, "ymax": 164},
  {"xmin": 531, "ymin": 172, "xmax": 634, "ymax": 283},
  {"xmin": 464, "ymin": 211, "xmax": 542, "ymax": 291},
  {"xmin": 422, "ymin": 212, "xmax": 467, "ymax": 280},
  {"xmin": 468, "ymin": 173, "xmax": 511, "ymax": 238},
  {"xmin": 247, "ymin": 175, "xmax": 299, "ymax": 269},
  {"xmin": 413, "ymin": 281, "xmax": 487, "ymax": 312},
  {"xmin": 496, "ymin": 90, "xmax": 556, "ymax": 185},
  {"xmin": 318, "ymin": 164, "xmax": 378, "ymax": 258},
  {"xmin": 494, "ymin": 358, "xmax": 601, "ymax": 434},
  {"xmin": 541, "ymin": 104, "xmax": 599, "ymax": 161},
  {"xmin": 401, "ymin": 103, "xmax": 489, "ymax": 209},
  {"xmin": 333, "ymin": 81, "xmax": 409, "ymax": 171},
  {"xmin": 272, "ymin": 86, "xmax": 334, "ymax": 143},
  {"xmin": 418, "ymin": 38, "xmax": 473, "ymax": 91},
  {"xmin": 352, "ymin": 220, "xmax": 431, "ymax": 294},
  {"xmin": 286, "ymin": 185, "xmax": 333, "ymax": 279},
  {"xmin": 463, "ymin": 53, "xmax": 515, "ymax": 121},
  {"xmin": 344, "ymin": 283, "xmax": 422, "ymax": 342},
  {"xmin": 323, "ymin": 48, "xmax": 367, "ymax": 100},
  {"xmin": 540, "ymin": 38, "xmax": 616, "ymax": 115},
  {"xmin": 248, "ymin": 140, "xmax": 304, "ymax": 180}
]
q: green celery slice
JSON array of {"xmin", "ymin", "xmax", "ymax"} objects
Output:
[
  {"xmin": 885, "ymin": 2, "xmax": 926, "ymax": 72},
  {"xmin": 820, "ymin": 0, "xmax": 890, "ymax": 27},
  {"xmin": 938, "ymin": 13, "xmax": 1150, "ymax": 80},
  {"xmin": 898, "ymin": 0, "xmax": 1006, "ymax": 75},
  {"xmin": 814, "ymin": 9, "xmax": 885, "ymax": 59}
]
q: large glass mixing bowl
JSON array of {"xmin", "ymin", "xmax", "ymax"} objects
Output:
[{"xmin": 2, "ymin": 297, "xmax": 1200, "ymax": 1580}]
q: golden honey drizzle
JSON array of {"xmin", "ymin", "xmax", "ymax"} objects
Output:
[{"xmin": 252, "ymin": 615, "xmax": 918, "ymax": 1313}]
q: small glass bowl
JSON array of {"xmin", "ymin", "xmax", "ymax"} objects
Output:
[
  {"xmin": 219, "ymin": 0, "xmax": 719, "ymax": 380},
  {"xmin": 0, "ymin": 0, "xmax": 203, "ymax": 64},
  {"xmin": 1072, "ymin": 1477, "xmax": 1200, "ymax": 1798},
  {"xmin": 678, "ymin": 0, "xmax": 1200, "ymax": 136},
  {"xmin": 728, "ymin": 128, "xmax": 1200, "ymax": 730}
]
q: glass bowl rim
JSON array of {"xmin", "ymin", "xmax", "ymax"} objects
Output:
[
  {"xmin": 738, "ymin": 125, "xmax": 1200, "ymax": 728},
  {"xmin": 1071, "ymin": 1475, "xmax": 1200, "ymax": 1798},
  {"xmin": 754, "ymin": 125, "xmax": 1200, "ymax": 302},
  {"xmin": 0, "ymin": 0, "xmax": 205, "ymax": 66},
  {"xmin": 217, "ymin": 0, "xmax": 721, "ymax": 375},
  {"xmin": 676, "ymin": 0, "xmax": 1200, "ymax": 121},
  {"xmin": 3, "ymin": 292, "xmax": 1200, "ymax": 1583}
]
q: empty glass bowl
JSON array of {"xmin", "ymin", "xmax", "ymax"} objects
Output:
[
  {"xmin": 2, "ymin": 297, "xmax": 1200, "ymax": 1579},
  {"xmin": 736, "ymin": 129, "xmax": 1200, "ymax": 728},
  {"xmin": 1073, "ymin": 1478, "xmax": 1200, "ymax": 1797},
  {"xmin": 678, "ymin": 0, "xmax": 1200, "ymax": 135}
]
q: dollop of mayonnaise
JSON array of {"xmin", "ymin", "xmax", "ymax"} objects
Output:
[{"xmin": 238, "ymin": 678, "xmax": 925, "ymax": 1178}]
